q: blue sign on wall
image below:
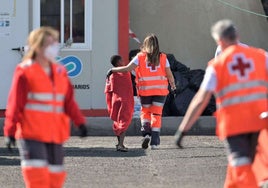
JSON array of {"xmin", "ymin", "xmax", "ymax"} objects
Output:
[{"xmin": 57, "ymin": 55, "xmax": 83, "ymax": 77}]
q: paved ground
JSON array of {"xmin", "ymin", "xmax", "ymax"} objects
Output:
[{"xmin": 0, "ymin": 135, "xmax": 227, "ymax": 188}]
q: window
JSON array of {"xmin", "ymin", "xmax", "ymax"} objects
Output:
[{"xmin": 33, "ymin": 0, "xmax": 92, "ymax": 49}]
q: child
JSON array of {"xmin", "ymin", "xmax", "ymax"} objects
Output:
[{"xmin": 105, "ymin": 55, "xmax": 134, "ymax": 152}]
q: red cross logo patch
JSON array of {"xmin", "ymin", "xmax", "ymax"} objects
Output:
[
  {"xmin": 146, "ymin": 62, "xmax": 160, "ymax": 72},
  {"xmin": 228, "ymin": 54, "xmax": 254, "ymax": 80}
]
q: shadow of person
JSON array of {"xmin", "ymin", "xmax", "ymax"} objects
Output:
[{"xmin": 64, "ymin": 147, "xmax": 147, "ymax": 158}]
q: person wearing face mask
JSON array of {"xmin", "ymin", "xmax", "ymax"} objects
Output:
[{"xmin": 3, "ymin": 26, "xmax": 88, "ymax": 188}]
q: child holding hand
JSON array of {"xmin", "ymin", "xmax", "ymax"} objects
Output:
[{"xmin": 105, "ymin": 55, "xmax": 134, "ymax": 152}]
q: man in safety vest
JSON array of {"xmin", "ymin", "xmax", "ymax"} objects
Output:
[
  {"xmin": 107, "ymin": 34, "xmax": 176, "ymax": 150},
  {"xmin": 215, "ymin": 39, "xmax": 268, "ymax": 188},
  {"xmin": 4, "ymin": 26, "xmax": 88, "ymax": 188},
  {"xmin": 174, "ymin": 19, "xmax": 268, "ymax": 188}
]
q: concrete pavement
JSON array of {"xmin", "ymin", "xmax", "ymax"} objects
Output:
[
  {"xmin": 0, "ymin": 135, "xmax": 226, "ymax": 188},
  {"xmin": 0, "ymin": 116, "xmax": 226, "ymax": 188}
]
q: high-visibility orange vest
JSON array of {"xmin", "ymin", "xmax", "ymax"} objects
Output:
[
  {"xmin": 135, "ymin": 52, "xmax": 169, "ymax": 96},
  {"xmin": 16, "ymin": 61, "xmax": 70, "ymax": 144},
  {"xmin": 210, "ymin": 45, "xmax": 268, "ymax": 139}
]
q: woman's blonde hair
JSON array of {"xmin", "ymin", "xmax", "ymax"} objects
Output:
[
  {"xmin": 23, "ymin": 26, "xmax": 59, "ymax": 61},
  {"xmin": 140, "ymin": 33, "xmax": 160, "ymax": 66}
]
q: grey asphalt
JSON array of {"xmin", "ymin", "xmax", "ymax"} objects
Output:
[{"xmin": 0, "ymin": 116, "xmax": 228, "ymax": 188}]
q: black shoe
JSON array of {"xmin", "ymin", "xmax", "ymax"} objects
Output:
[
  {"xmin": 142, "ymin": 135, "xmax": 150, "ymax": 149},
  {"xmin": 151, "ymin": 131, "xmax": 160, "ymax": 146}
]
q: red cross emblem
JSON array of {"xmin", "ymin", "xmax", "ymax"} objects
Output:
[
  {"xmin": 146, "ymin": 62, "xmax": 160, "ymax": 72},
  {"xmin": 228, "ymin": 54, "xmax": 254, "ymax": 80}
]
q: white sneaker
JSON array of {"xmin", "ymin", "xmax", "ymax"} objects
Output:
[{"xmin": 151, "ymin": 145, "xmax": 158, "ymax": 150}]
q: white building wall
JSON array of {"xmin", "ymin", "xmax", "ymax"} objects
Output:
[{"xmin": 88, "ymin": 0, "xmax": 118, "ymax": 109}]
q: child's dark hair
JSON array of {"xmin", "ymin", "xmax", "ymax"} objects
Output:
[{"xmin": 110, "ymin": 55, "xmax": 122, "ymax": 67}]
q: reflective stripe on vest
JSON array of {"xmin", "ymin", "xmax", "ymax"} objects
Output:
[
  {"xmin": 25, "ymin": 103, "xmax": 64, "ymax": 113},
  {"xmin": 26, "ymin": 92, "xmax": 65, "ymax": 113},
  {"xmin": 215, "ymin": 80, "xmax": 268, "ymax": 98},
  {"xmin": 27, "ymin": 92, "xmax": 65, "ymax": 102},
  {"xmin": 138, "ymin": 76, "xmax": 167, "ymax": 81},
  {"xmin": 215, "ymin": 79, "xmax": 268, "ymax": 109},
  {"xmin": 138, "ymin": 76, "xmax": 167, "ymax": 91},
  {"xmin": 218, "ymin": 93, "xmax": 267, "ymax": 109},
  {"xmin": 21, "ymin": 159, "xmax": 48, "ymax": 167},
  {"xmin": 139, "ymin": 85, "xmax": 167, "ymax": 91}
]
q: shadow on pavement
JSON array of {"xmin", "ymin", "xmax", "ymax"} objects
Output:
[
  {"xmin": 0, "ymin": 157, "xmax": 20, "ymax": 166},
  {"xmin": 0, "ymin": 148, "xmax": 20, "ymax": 166},
  {"xmin": 64, "ymin": 147, "xmax": 146, "ymax": 157}
]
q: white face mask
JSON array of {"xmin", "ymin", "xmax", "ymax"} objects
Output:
[{"xmin": 44, "ymin": 43, "xmax": 60, "ymax": 62}]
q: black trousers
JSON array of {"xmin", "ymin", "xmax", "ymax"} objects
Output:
[
  {"xmin": 18, "ymin": 139, "xmax": 64, "ymax": 165},
  {"xmin": 224, "ymin": 132, "xmax": 259, "ymax": 166}
]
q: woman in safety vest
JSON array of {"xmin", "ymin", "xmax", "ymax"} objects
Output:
[
  {"xmin": 107, "ymin": 34, "xmax": 176, "ymax": 150},
  {"xmin": 174, "ymin": 19, "xmax": 268, "ymax": 188},
  {"xmin": 4, "ymin": 26, "xmax": 87, "ymax": 188}
]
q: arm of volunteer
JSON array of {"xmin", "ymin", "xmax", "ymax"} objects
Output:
[
  {"xmin": 165, "ymin": 67, "xmax": 176, "ymax": 90},
  {"xmin": 4, "ymin": 67, "xmax": 28, "ymax": 150},
  {"xmin": 112, "ymin": 62, "xmax": 137, "ymax": 72},
  {"xmin": 107, "ymin": 57, "xmax": 138, "ymax": 77},
  {"xmin": 4, "ymin": 67, "xmax": 28, "ymax": 137}
]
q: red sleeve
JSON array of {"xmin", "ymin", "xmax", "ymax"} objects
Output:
[
  {"xmin": 64, "ymin": 79, "xmax": 86, "ymax": 127},
  {"xmin": 4, "ymin": 67, "xmax": 28, "ymax": 137}
]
